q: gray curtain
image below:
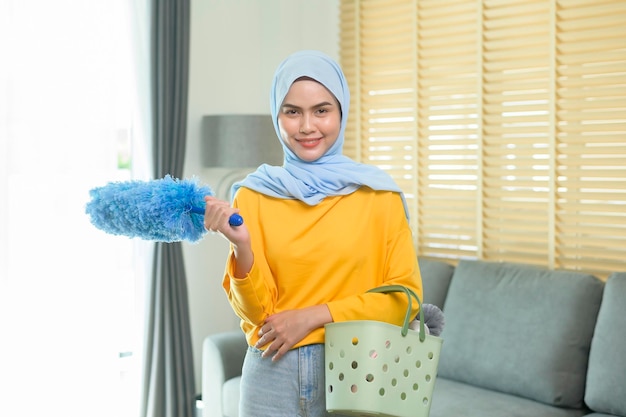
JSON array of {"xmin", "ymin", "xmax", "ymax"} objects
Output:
[{"xmin": 141, "ymin": 1, "xmax": 194, "ymax": 417}]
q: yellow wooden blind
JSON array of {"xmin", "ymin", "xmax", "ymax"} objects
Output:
[
  {"xmin": 482, "ymin": 0, "xmax": 554, "ymax": 266},
  {"xmin": 555, "ymin": 0, "xmax": 626, "ymax": 274},
  {"xmin": 416, "ymin": 0, "xmax": 482, "ymax": 260},
  {"xmin": 340, "ymin": 0, "xmax": 626, "ymax": 279}
]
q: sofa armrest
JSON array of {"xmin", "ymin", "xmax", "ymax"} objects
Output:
[{"xmin": 202, "ymin": 330, "xmax": 247, "ymax": 417}]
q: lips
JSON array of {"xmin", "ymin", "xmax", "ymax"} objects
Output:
[{"xmin": 296, "ymin": 138, "xmax": 322, "ymax": 148}]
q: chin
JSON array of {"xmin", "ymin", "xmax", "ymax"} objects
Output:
[{"xmin": 296, "ymin": 151, "xmax": 325, "ymax": 162}]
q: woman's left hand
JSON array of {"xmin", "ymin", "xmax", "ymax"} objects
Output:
[{"xmin": 255, "ymin": 305, "xmax": 332, "ymax": 361}]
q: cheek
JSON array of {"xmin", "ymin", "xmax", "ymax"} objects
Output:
[
  {"xmin": 322, "ymin": 115, "xmax": 342, "ymax": 137},
  {"xmin": 277, "ymin": 118, "xmax": 295, "ymax": 147},
  {"xmin": 277, "ymin": 118, "xmax": 288, "ymax": 139},
  {"xmin": 278, "ymin": 116, "xmax": 295, "ymax": 138}
]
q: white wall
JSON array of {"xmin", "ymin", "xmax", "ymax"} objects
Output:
[{"xmin": 183, "ymin": 0, "xmax": 339, "ymax": 392}]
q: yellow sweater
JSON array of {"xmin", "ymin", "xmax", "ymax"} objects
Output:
[{"xmin": 222, "ymin": 186, "xmax": 423, "ymax": 348}]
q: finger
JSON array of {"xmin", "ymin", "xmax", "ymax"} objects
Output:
[
  {"xmin": 261, "ymin": 341, "xmax": 278, "ymax": 359},
  {"xmin": 272, "ymin": 345, "xmax": 288, "ymax": 362},
  {"xmin": 263, "ymin": 338, "xmax": 286, "ymax": 360},
  {"xmin": 203, "ymin": 206, "xmax": 219, "ymax": 231},
  {"xmin": 258, "ymin": 325, "xmax": 272, "ymax": 337},
  {"xmin": 205, "ymin": 212, "xmax": 232, "ymax": 234},
  {"xmin": 261, "ymin": 348, "xmax": 271, "ymax": 358},
  {"xmin": 255, "ymin": 329, "xmax": 275, "ymax": 349}
]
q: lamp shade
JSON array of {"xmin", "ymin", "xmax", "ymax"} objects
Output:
[{"xmin": 202, "ymin": 114, "xmax": 283, "ymax": 168}]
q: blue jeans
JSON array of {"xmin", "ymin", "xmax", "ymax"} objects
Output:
[{"xmin": 240, "ymin": 344, "xmax": 347, "ymax": 417}]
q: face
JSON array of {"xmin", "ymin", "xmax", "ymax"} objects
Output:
[{"xmin": 277, "ymin": 78, "xmax": 341, "ymax": 162}]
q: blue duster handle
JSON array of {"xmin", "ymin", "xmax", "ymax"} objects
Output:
[{"xmin": 189, "ymin": 206, "xmax": 244, "ymax": 227}]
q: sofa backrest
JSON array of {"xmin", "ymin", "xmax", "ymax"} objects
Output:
[
  {"xmin": 418, "ymin": 257, "xmax": 455, "ymax": 309},
  {"xmin": 585, "ymin": 272, "xmax": 626, "ymax": 416},
  {"xmin": 437, "ymin": 259, "xmax": 604, "ymax": 408}
]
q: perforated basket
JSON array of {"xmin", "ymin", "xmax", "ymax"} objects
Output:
[{"xmin": 325, "ymin": 285, "xmax": 443, "ymax": 417}]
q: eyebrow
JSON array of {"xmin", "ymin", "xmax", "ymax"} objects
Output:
[{"xmin": 281, "ymin": 101, "xmax": 335, "ymax": 110}]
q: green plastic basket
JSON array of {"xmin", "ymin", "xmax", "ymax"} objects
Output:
[{"xmin": 325, "ymin": 285, "xmax": 443, "ymax": 417}]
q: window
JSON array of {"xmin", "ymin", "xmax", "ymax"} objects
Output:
[
  {"xmin": 0, "ymin": 1, "xmax": 145, "ymax": 416},
  {"xmin": 340, "ymin": 0, "xmax": 626, "ymax": 278}
]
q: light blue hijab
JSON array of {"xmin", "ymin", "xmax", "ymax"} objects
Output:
[{"xmin": 232, "ymin": 50, "xmax": 408, "ymax": 218}]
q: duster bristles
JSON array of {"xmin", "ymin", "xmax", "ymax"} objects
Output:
[{"xmin": 85, "ymin": 175, "xmax": 214, "ymax": 243}]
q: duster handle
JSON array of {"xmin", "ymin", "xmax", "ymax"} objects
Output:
[{"xmin": 189, "ymin": 206, "xmax": 244, "ymax": 227}]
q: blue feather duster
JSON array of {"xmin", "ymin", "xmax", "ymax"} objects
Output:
[{"xmin": 85, "ymin": 175, "xmax": 243, "ymax": 243}]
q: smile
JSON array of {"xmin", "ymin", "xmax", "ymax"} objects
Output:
[{"xmin": 296, "ymin": 138, "xmax": 322, "ymax": 147}]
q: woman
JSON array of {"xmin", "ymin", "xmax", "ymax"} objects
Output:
[{"xmin": 203, "ymin": 50, "xmax": 422, "ymax": 417}]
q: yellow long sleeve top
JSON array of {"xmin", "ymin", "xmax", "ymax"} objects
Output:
[{"xmin": 222, "ymin": 186, "xmax": 423, "ymax": 348}]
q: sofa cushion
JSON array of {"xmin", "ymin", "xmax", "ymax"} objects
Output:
[
  {"xmin": 438, "ymin": 260, "xmax": 604, "ymax": 407},
  {"xmin": 430, "ymin": 378, "xmax": 589, "ymax": 417},
  {"xmin": 585, "ymin": 272, "xmax": 626, "ymax": 416},
  {"xmin": 418, "ymin": 257, "xmax": 454, "ymax": 309},
  {"xmin": 223, "ymin": 376, "xmax": 241, "ymax": 417},
  {"xmin": 584, "ymin": 414, "xmax": 622, "ymax": 417}
]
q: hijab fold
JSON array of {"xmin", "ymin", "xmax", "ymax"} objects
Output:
[{"xmin": 232, "ymin": 50, "xmax": 408, "ymax": 218}]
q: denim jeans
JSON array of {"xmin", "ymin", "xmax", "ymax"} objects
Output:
[{"xmin": 240, "ymin": 343, "xmax": 346, "ymax": 417}]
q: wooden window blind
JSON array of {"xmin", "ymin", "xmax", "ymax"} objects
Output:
[{"xmin": 340, "ymin": 0, "xmax": 626, "ymax": 279}]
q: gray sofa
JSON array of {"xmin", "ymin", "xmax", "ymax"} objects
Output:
[{"xmin": 201, "ymin": 259, "xmax": 626, "ymax": 417}]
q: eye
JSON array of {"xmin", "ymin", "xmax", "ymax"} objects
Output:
[{"xmin": 282, "ymin": 108, "xmax": 298, "ymax": 115}]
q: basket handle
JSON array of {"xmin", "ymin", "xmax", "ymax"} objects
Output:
[{"xmin": 367, "ymin": 285, "xmax": 426, "ymax": 342}]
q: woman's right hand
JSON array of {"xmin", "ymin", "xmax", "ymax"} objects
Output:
[{"xmin": 204, "ymin": 196, "xmax": 253, "ymax": 277}]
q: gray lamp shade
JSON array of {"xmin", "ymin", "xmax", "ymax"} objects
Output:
[{"xmin": 202, "ymin": 114, "xmax": 283, "ymax": 168}]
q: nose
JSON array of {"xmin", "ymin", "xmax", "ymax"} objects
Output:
[{"xmin": 299, "ymin": 113, "xmax": 314, "ymax": 134}]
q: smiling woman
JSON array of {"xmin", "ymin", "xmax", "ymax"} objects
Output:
[
  {"xmin": 0, "ymin": 1, "xmax": 147, "ymax": 417},
  {"xmin": 277, "ymin": 78, "xmax": 342, "ymax": 162}
]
